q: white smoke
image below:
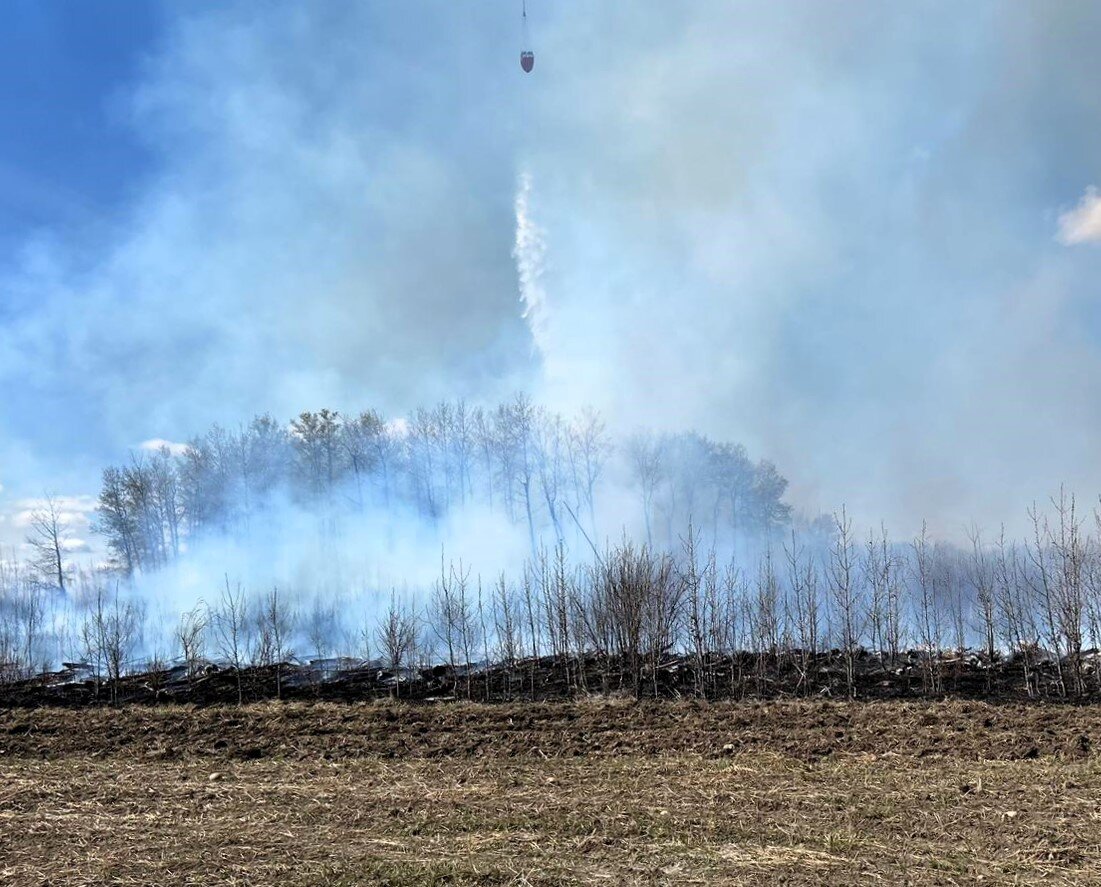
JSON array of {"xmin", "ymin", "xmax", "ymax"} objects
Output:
[
  {"xmin": 513, "ymin": 169, "xmax": 551, "ymax": 359},
  {"xmin": 134, "ymin": 493, "xmax": 531, "ymax": 636}
]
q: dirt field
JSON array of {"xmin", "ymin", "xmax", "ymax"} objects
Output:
[{"xmin": 3, "ymin": 699, "xmax": 1101, "ymax": 885}]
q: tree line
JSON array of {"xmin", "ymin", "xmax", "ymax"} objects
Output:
[{"xmin": 89, "ymin": 396, "xmax": 792, "ymax": 575}]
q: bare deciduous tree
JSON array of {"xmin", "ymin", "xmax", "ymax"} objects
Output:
[
  {"xmin": 90, "ymin": 583, "xmax": 145, "ymax": 705},
  {"xmin": 786, "ymin": 528, "xmax": 820, "ymax": 692},
  {"xmin": 212, "ymin": 576, "xmax": 249, "ymax": 705},
  {"xmin": 256, "ymin": 586, "xmax": 295, "ymax": 698},
  {"xmin": 965, "ymin": 525, "xmax": 997, "ymax": 691},
  {"xmin": 25, "ymin": 494, "xmax": 70, "ymax": 592},
  {"xmin": 912, "ymin": 523, "xmax": 945, "ymax": 695},
  {"xmin": 176, "ymin": 604, "xmax": 209, "ymax": 692},
  {"xmin": 375, "ymin": 590, "xmax": 418, "ymax": 698},
  {"xmin": 828, "ymin": 507, "xmax": 862, "ymax": 699}
]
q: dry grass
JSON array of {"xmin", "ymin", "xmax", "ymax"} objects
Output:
[{"xmin": 2, "ymin": 700, "xmax": 1101, "ymax": 885}]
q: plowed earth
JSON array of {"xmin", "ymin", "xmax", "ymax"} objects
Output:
[{"xmin": 2, "ymin": 699, "xmax": 1100, "ymax": 885}]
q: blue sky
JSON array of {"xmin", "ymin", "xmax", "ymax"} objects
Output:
[
  {"xmin": 3, "ymin": 1, "xmax": 1101, "ymax": 546},
  {"xmin": 0, "ymin": 1, "xmax": 162, "ymax": 251}
]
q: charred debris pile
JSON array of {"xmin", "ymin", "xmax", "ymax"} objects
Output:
[{"xmin": 1, "ymin": 645, "xmax": 1093, "ymax": 708}]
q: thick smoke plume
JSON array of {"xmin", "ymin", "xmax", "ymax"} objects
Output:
[
  {"xmin": 5, "ymin": 3, "xmax": 1101, "ymax": 682},
  {"xmin": 5, "ymin": 3, "xmax": 1101, "ymax": 541}
]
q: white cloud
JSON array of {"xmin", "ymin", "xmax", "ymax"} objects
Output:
[
  {"xmin": 12, "ymin": 495, "xmax": 98, "ymax": 530},
  {"xmin": 14, "ymin": 495, "xmax": 97, "ymax": 514},
  {"xmin": 139, "ymin": 438, "xmax": 191, "ymax": 457},
  {"xmin": 1057, "ymin": 186, "xmax": 1101, "ymax": 245}
]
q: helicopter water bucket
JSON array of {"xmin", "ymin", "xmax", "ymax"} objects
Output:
[{"xmin": 520, "ymin": 1, "xmax": 534, "ymax": 73}]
